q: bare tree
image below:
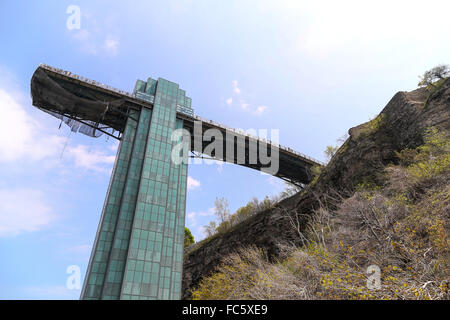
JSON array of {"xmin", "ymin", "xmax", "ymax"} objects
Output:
[
  {"xmin": 337, "ymin": 133, "xmax": 349, "ymax": 145},
  {"xmin": 279, "ymin": 182, "xmax": 303, "ymax": 199},
  {"xmin": 324, "ymin": 133, "xmax": 349, "ymax": 162},
  {"xmin": 214, "ymin": 197, "xmax": 230, "ymax": 223},
  {"xmin": 324, "ymin": 145, "xmax": 339, "ymax": 162},
  {"xmin": 418, "ymin": 64, "xmax": 449, "ymax": 87},
  {"xmin": 203, "ymin": 220, "xmax": 217, "ymax": 238}
]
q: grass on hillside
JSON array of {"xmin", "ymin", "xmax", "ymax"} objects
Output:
[{"xmin": 190, "ymin": 128, "xmax": 449, "ymax": 300}]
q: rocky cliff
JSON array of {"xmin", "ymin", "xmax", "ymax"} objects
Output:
[{"xmin": 182, "ymin": 79, "xmax": 450, "ymax": 299}]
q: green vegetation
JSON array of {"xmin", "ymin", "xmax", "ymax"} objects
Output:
[
  {"xmin": 424, "ymin": 77, "xmax": 448, "ymax": 108},
  {"xmin": 198, "ymin": 136, "xmax": 344, "ymax": 243},
  {"xmin": 418, "ymin": 64, "xmax": 449, "ymax": 88},
  {"xmin": 417, "ymin": 64, "xmax": 449, "ymax": 108},
  {"xmin": 324, "ymin": 133, "xmax": 349, "ymax": 162},
  {"xmin": 357, "ymin": 113, "xmax": 386, "ymax": 139},
  {"xmin": 398, "ymin": 127, "xmax": 450, "ymax": 181},
  {"xmin": 324, "ymin": 145, "xmax": 339, "ymax": 162},
  {"xmin": 184, "ymin": 227, "xmax": 195, "ymax": 247},
  {"xmin": 309, "ymin": 165, "xmax": 323, "ymax": 186},
  {"xmin": 202, "ymin": 196, "xmax": 278, "ymax": 238},
  {"xmin": 191, "ymin": 128, "xmax": 449, "ymax": 300}
]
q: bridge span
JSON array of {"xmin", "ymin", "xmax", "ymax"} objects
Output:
[{"xmin": 31, "ymin": 64, "xmax": 323, "ymax": 186}]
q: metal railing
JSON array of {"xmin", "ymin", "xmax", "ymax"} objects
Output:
[
  {"xmin": 191, "ymin": 114, "xmax": 325, "ymax": 166},
  {"xmin": 40, "ymin": 63, "xmax": 136, "ymax": 99}
]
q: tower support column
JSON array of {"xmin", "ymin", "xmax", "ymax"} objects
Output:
[{"xmin": 81, "ymin": 77, "xmax": 191, "ymax": 300}]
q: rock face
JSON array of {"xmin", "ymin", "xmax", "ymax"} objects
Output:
[{"xmin": 182, "ymin": 79, "xmax": 450, "ymax": 299}]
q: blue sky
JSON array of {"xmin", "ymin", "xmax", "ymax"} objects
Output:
[{"xmin": 0, "ymin": 0, "xmax": 449, "ymax": 299}]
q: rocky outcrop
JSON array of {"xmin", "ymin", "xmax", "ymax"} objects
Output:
[{"xmin": 182, "ymin": 79, "xmax": 450, "ymax": 299}]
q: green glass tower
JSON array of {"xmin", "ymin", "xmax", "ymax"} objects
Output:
[{"xmin": 81, "ymin": 77, "xmax": 192, "ymax": 300}]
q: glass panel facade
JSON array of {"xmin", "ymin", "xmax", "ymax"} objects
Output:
[
  {"xmin": 81, "ymin": 109, "xmax": 139, "ymax": 300},
  {"xmin": 101, "ymin": 107, "xmax": 152, "ymax": 299},
  {"xmin": 81, "ymin": 77, "xmax": 192, "ymax": 300}
]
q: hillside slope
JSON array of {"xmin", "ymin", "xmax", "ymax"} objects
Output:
[{"xmin": 182, "ymin": 79, "xmax": 449, "ymax": 299}]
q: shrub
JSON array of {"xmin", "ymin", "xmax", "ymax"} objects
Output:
[
  {"xmin": 191, "ymin": 127, "xmax": 449, "ymax": 300},
  {"xmin": 191, "ymin": 247, "xmax": 315, "ymax": 300},
  {"xmin": 184, "ymin": 227, "xmax": 195, "ymax": 247}
]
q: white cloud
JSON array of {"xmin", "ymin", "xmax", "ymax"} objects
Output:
[
  {"xmin": 0, "ymin": 87, "xmax": 116, "ymax": 172},
  {"xmin": 72, "ymin": 29, "xmax": 98, "ymax": 55},
  {"xmin": 0, "ymin": 89, "xmax": 66, "ymax": 162},
  {"xmin": 292, "ymin": 1, "xmax": 450, "ymax": 57},
  {"xmin": 241, "ymin": 102, "xmax": 249, "ymax": 110},
  {"xmin": 104, "ymin": 36, "xmax": 120, "ymax": 56},
  {"xmin": 226, "ymin": 80, "xmax": 268, "ymax": 115},
  {"xmin": 0, "ymin": 188, "xmax": 55, "ymax": 237},
  {"xmin": 73, "ymin": 29, "xmax": 120, "ymax": 56},
  {"xmin": 66, "ymin": 145, "xmax": 116, "ymax": 173},
  {"xmin": 254, "ymin": 105, "xmax": 268, "ymax": 115},
  {"xmin": 187, "ymin": 176, "xmax": 201, "ymax": 190},
  {"xmin": 187, "ymin": 207, "xmax": 215, "ymax": 227},
  {"xmin": 69, "ymin": 14, "xmax": 120, "ymax": 57},
  {"xmin": 232, "ymin": 80, "xmax": 241, "ymax": 94}
]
